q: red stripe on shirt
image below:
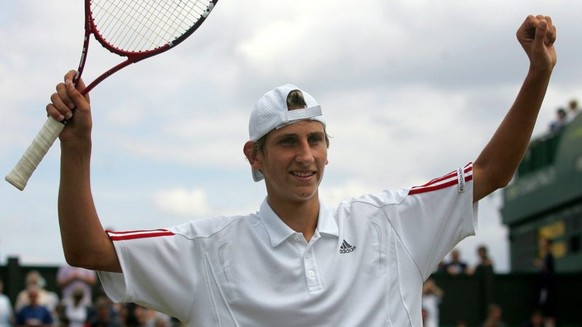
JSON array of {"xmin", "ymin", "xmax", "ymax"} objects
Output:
[
  {"xmin": 106, "ymin": 229, "xmax": 174, "ymax": 241},
  {"xmin": 409, "ymin": 164, "xmax": 473, "ymax": 195},
  {"xmin": 420, "ymin": 164, "xmax": 473, "ymax": 187}
]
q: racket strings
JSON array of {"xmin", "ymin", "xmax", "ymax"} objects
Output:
[{"xmin": 91, "ymin": 0, "xmax": 212, "ymax": 52}]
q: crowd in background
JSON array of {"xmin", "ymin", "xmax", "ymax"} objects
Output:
[
  {"xmin": 548, "ymin": 98, "xmax": 580, "ymax": 135},
  {"xmin": 424, "ymin": 239, "xmax": 558, "ymax": 327},
  {"xmin": 0, "ymin": 266, "xmax": 178, "ymax": 327},
  {"xmin": 422, "ymin": 244, "xmax": 496, "ymax": 327}
]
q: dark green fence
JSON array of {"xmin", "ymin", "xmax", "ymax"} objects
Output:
[{"xmin": 433, "ymin": 271, "xmax": 582, "ymax": 327}]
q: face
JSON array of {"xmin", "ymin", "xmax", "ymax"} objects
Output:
[
  {"xmin": 28, "ymin": 289, "xmax": 39, "ymax": 305},
  {"xmin": 249, "ymin": 120, "xmax": 328, "ymax": 206}
]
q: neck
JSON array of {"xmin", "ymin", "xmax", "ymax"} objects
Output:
[{"xmin": 268, "ymin": 196, "xmax": 320, "ymax": 241}]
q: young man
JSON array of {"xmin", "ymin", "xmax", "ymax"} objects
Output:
[{"xmin": 47, "ymin": 15, "xmax": 556, "ymax": 326}]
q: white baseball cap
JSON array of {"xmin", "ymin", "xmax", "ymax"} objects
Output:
[{"xmin": 248, "ymin": 84, "xmax": 326, "ymax": 182}]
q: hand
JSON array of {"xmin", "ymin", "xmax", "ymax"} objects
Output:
[
  {"xmin": 46, "ymin": 70, "xmax": 93, "ymax": 145},
  {"xmin": 516, "ymin": 15, "xmax": 557, "ymax": 73}
]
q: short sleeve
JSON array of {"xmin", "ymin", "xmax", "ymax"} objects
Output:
[
  {"xmin": 98, "ymin": 228, "xmax": 201, "ymax": 321},
  {"xmin": 387, "ymin": 164, "xmax": 478, "ymax": 278}
]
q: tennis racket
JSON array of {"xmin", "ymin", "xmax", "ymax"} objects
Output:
[{"xmin": 5, "ymin": 0, "xmax": 218, "ymax": 190}]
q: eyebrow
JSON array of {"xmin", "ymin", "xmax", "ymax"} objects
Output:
[{"xmin": 275, "ymin": 131, "xmax": 324, "ymax": 139}]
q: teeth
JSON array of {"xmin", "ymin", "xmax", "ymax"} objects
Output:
[{"xmin": 293, "ymin": 171, "xmax": 313, "ymax": 177}]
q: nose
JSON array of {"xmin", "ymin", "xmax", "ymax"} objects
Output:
[{"xmin": 295, "ymin": 139, "xmax": 314, "ymax": 165}]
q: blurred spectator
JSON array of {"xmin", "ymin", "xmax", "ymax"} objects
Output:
[
  {"xmin": 469, "ymin": 245, "xmax": 494, "ymax": 276},
  {"xmin": 436, "ymin": 260, "xmax": 446, "ymax": 274},
  {"xmin": 522, "ymin": 309, "xmax": 544, "ymax": 327},
  {"xmin": 15, "ymin": 285, "xmax": 54, "ymax": 327},
  {"xmin": 0, "ymin": 278, "xmax": 13, "ymax": 327},
  {"xmin": 481, "ymin": 303, "xmax": 508, "ymax": 327},
  {"xmin": 57, "ymin": 264, "xmax": 96, "ymax": 308},
  {"xmin": 62, "ymin": 289, "xmax": 89, "ymax": 327},
  {"xmin": 133, "ymin": 306, "xmax": 170, "ymax": 327},
  {"xmin": 548, "ymin": 107, "xmax": 567, "ymax": 134},
  {"xmin": 15, "ymin": 271, "xmax": 59, "ymax": 318},
  {"xmin": 443, "ymin": 249, "xmax": 468, "ymax": 275},
  {"xmin": 87, "ymin": 296, "xmax": 121, "ymax": 327},
  {"xmin": 534, "ymin": 237, "xmax": 557, "ymax": 327},
  {"xmin": 567, "ymin": 98, "xmax": 580, "ymax": 122},
  {"xmin": 422, "ymin": 277, "xmax": 444, "ymax": 327}
]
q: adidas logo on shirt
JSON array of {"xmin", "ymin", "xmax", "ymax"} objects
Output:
[{"xmin": 339, "ymin": 240, "xmax": 356, "ymax": 254}]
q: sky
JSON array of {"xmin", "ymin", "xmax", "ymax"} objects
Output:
[{"xmin": 1, "ymin": 0, "xmax": 580, "ymax": 273}]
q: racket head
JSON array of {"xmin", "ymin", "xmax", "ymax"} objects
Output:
[{"xmin": 88, "ymin": 0, "xmax": 218, "ymax": 60}]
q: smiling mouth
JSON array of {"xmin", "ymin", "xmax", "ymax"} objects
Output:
[{"xmin": 291, "ymin": 171, "xmax": 315, "ymax": 178}]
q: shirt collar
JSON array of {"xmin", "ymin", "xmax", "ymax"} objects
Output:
[{"xmin": 259, "ymin": 198, "xmax": 339, "ymax": 247}]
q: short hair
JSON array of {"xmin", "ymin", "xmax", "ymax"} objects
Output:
[{"xmin": 286, "ymin": 89, "xmax": 307, "ymax": 109}]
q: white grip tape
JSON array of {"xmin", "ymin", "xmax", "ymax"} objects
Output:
[{"xmin": 5, "ymin": 117, "xmax": 65, "ymax": 190}]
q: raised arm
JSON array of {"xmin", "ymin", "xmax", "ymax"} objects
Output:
[
  {"xmin": 473, "ymin": 15, "xmax": 557, "ymax": 202},
  {"xmin": 47, "ymin": 70, "xmax": 121, "ymax": 272}
]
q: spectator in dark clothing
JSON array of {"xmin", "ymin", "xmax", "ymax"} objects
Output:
[
  {"xmin": 87, "ymin": 296, "xmax": 121, "ymax": 327},
  {"xmin": 444, "ymin": 249, "xmax": 469, "ymax": 275},
  {"xmin": 534, "ymin": 237, "xmax": 557, "ymax": 327},
  {"xmin": 522, "ymin": 309, "xmax": 544, "ymax": 327},
  {"xmin": 470, "ymin": 245, "xmax": 494, "ymax": 276},
  {"xmin": 549, "ymin": 107, "xmax": 567, "ymax": 134},
  {"xmin": 16, "ymin": 286, "xmax": 54, "ymax": 327}
]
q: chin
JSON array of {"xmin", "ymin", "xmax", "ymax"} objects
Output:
[{"xmin": 294, "ymin": 188, "xmax": 319, "ymax": 201}]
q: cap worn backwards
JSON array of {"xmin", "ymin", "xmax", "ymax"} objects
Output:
[{"xmin": 248, "ymin": 84, "xmax": 326, "ymax": 182}]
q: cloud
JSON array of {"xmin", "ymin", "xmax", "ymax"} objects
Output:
[{"xmin": 153, "ymin": 187, "xmax": 211, "ymax": 217}]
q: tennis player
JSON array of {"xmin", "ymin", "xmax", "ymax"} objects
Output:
[{"xmin": 47, "ymin": 15, "xmax": 556, "ymax": 326}]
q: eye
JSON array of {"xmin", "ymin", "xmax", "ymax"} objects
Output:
[
  {"xmin": 308, "ymin": 134, "xmax": 324, "ymax": 145},
  {"xmin": 279, "ymin": 136, "xmax": 298, "ymax": 146}
]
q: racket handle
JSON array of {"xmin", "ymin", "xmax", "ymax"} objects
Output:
[{"xmin": 5, "ymin": 117, "xmax": 65, "ymax": 190}]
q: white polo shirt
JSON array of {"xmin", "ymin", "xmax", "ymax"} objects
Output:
[{"xmin": 98, "ymin": 164, "xmax": 477, "ymax": 326}]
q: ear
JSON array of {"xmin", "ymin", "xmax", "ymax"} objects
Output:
[{"xmin": 243, "ymin": 141, "xmax": 261, "ymax": 168}]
